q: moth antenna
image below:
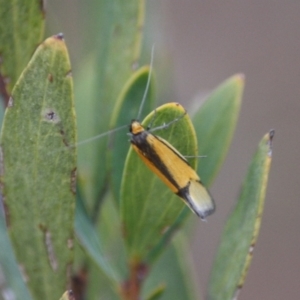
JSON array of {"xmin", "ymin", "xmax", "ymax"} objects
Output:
[
  {"xmin": 75, "ymin": 124, "xmax": 127, "ymax": 147},
  {"xmin": 137, "ymin": 44, "xmax": 155, "ymax": 121},
  {"xmin": 47, "ymin": 125, "xmax": 127, "ymax": 155}
]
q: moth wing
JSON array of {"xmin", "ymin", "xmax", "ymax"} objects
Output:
[
  {"xmin": 154, "ymin": 134, "xmax": 189, "ymax": 163},
  {"xmin": 185, "ymin": 179, "xmax": 215, "ymax": 220}
]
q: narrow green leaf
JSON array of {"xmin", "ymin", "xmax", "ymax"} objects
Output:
[
  {"xmin": 193, "ymin": 74, "xmax": 244, "ymax": 186},
  {"xmin": 0, "ymin": 34, "xmax": 76, "ymax": 300},
  {"xmin": 0, "ymin": 202, "xmax": 32, "ymax": 300},
  {"xmin": 144, "ymin": 233, "xmax": 201, "ymax": 300},
  {"xmin": 145, "ymin": 284, "xmax": 165, "ymax": 300},
  {"xmin": 121, "ymin": 103, "xmax": 198, "ymax": 263},
  {"xmin": 75, "ymin": 192, "xmax": 121, "ymax": 285},
  {"xmin": 0, "ymin": 0, "xmax": 44, "ymax": 99},
  {"xmin": 83, "ymin": 193, "xmax": 127, "ymax": 300},
  {"xmin": 208, "ymin": 130, "xmax": 274, "ymax": 300},
  {"xmin": 109, "ymin": 66, "xmax": 155, "ymax": 203},
  {"xmin": 75, "ymin": 0, "xmax": 145, "ymax": 211},
  {"xmin": 84, "ymin": 257, "xmax": 120, "ymax": 300}
]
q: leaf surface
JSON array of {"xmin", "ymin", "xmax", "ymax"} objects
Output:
[
  {"xmin": 121, "ymin": 103, "xmax": 198, "ymax": 263},
  {"xmin": 208, "ymin": 130, "xmax": 274, "ymax": 300},
  {"xmin": 0, "ymin": 34, "xmax": 76, "ymax": 300},
  {"xmin": 193, "ymin": 74, "xmax": 244, "ymax": 186},
  {"xmin": 0, "ymin": 0, "xmax": 44, "ymax": 100}
]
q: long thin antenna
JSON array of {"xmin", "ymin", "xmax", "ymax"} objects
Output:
[
  {"xmin": 47, "ymin": 125, "xmax": 128, "ymax": 156},
  {"xmin": 75, "ymin": 125, "xmax": 127, "ymax": 147},
  {"xmin": 137, "ymin": 44, "xmax": 155, "ymax": 121}
]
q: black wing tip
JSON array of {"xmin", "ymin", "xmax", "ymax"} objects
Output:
[{"xmin": 197, "ymin": 205, "xmax": 216, "ymax": 221}]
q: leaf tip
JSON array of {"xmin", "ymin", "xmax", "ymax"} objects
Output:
[
  {"xmin": 60, "ymin": 290, "xmax": 75, "ymax": 300},
  {"xmin": 54, "ymin": 33, "xmax": 65, "ymax": 41},
  {"xmin": 267, "ymin": 129, "xmax": 275, "ymax": 157},
  {"xmin": 233, "ymin": 73, "xmax": 245, "ymax": 86}
]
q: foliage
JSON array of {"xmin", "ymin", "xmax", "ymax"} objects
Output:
[{"xmin": 0, "ymin": 1, "xmax": 273, "ymax": 300}]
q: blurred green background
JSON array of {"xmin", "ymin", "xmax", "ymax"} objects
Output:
[{"xmin": 46, "ymin": 1, "xmax": 299, "ymax": 299}]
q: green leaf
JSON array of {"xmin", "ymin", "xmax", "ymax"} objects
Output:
[
  {"xmin": 0, "ymin": 34, "xmax": 76, "ymax": 300},
  {"xmin": 109, "ymin": 66, "xmax": 155, "ymax": 203},
  {"xmin": 75, "ymin": 0, "xmax": 145, "ymax": 212},
  {"xmin": 144, "ymin": 75, "xmax": 245, "ymax": 262},
  {"xmin": 75, "ymin": 192, "xmax": 121, "ymax": 285},
  {"xmin": 121, "ymin": 103, "xmax": 198, "ymax": 263},
  {"xmin": 0, "ymin": 202, "xmax": 32, "ymax": 300},
  {"xmin": 193, "ymin": 74, "xmax": 244, "ymax": 186},
  {"xmin": 0, "ymin": 0, "xmax": 44, "ymax": 99},
  {"xmin": 208, "ymin": 130, "xmax": 274, "ymax": 300},
  {"xmin": 144, "ymin": 233, "xmax": 201, "ymax": 300},
  {"xmin": 82, "ymin": 193, "xmax": 127, "ymax": 300},
  {"xmin": 145, "ymin": 284, "xmax": 165, "ymax": 300}
]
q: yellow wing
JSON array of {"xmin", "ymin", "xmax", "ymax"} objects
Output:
[{"xmin": 130, "ymin": 124, "xmax": 215, "ymax": 219}]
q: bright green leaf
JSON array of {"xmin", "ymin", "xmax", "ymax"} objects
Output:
[
  {"xmin": 121, "ymin": 103, "xmax": 198, "ymax": 264},
  {"xmin": 0, "ymin": 34, "xmax": 76, "ymax": 300},
  {"xmin": 0, "ymin": 0, "xmax": 44, "ymax": 97},
  {"xmin": 208, "ymin": 130, "xmax": 274, "ymax": 300},
  {"xmin": 193, "ymin": 74, "xmax": 244, "ymax": 186}
]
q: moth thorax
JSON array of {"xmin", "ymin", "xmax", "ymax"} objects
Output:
[{"xmin": 130, "ymin": 120, "xmax": 145, "ymax": 135}]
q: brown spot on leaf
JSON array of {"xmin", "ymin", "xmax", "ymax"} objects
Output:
[
  {"xmin": 43, "ymin": 108, "xmax": 60, "ymax": 124},
  {"xmin": 0, "ymin": 72, "xmax": 10, "ymax": 106},
  {"xmin": 70, "ymin": 168, "xmax": 77, "ymax": 195},
  {"xmin": 55, "ymin": 33, "xmax": 64, "ymax": 40},
  {"xmin": 66, "ymin": 70, "xmax": 72, "ymax": 78},
  {"xmin": 40, "ymin": 0, "xmax": 46, "ymax": 17},
  {"xmin": 48, "ymin": 73, "xmax": 53, "ymax": 82},
  {"xmin": 67, "ymin": 290, "xmax": 75, "ymax": 300},
  {"xmin": 249, "ymin": 244, "xmax": 255, "ymax": 255},
  {"xmin": 268, "ymin": 129, "xmax": 275, "ymax": 157},
  {"xmin": 2, "ymin": 201, "xmax": 10, "ymax": 228},
  {"xmin": 39, "ymin": 225, "xmax": 58, "ymax": 271},
  {"xmin": 72, "ymin": 267, "xmax": 88, "ymax": 300},
  {"xmin": 67, "ymin": 238, "xmax": 74, "ymax": 249},
  {"xmin": 66, "ymin": 263, "xmax": 73, "ymax": 289},
  {"xmin": 7, "ymin": 96, "xmax": 13, "ymax": 107}
]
